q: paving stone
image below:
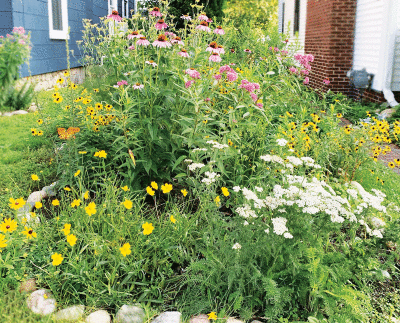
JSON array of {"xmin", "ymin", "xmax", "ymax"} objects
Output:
[
  {"xmin": 115, "ymin": 305, "xmax": 146, "ymax": 323},
  {"xmin": 152, "ymin": 311, "xmax": 182, "ymax": 323},
  {"xmin": 53, "ymin": 305, "xmax": 85, "ymax": 321},
  {"xmin": 226, "ymin": 318, "xmax": 244, "ymax": 323},
  {"xmin": 189, "ymin": 314, "xmax": 209, "ymax": 323},
  {"xmin": 86, "ymin": 310, "xmax": 111, "ymax": 323},
  {"xmin": 12, "ymin": 110, "xmax": 28, "ymax": 115},
  {"xmin": 26, "ymin": 289, "xmax": 56, "ymax": 316}
]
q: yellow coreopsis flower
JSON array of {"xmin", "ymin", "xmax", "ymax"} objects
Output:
[
  {"xmin": 208, "ymin": 312, "xmax": 217, "ymax": 320},
  {"xmin": 121, "ymin": 185, "xmax": 130, "ymax": 192},
  {"xmin": 35, "ymin": 201, "xmax": 43, "ymax": 209},
  {"xmin": 0, "ymin": 218, "xmax": 18, "ymax": 233},
  {"xmin": 170, "ymin": 215, "xmax": 177, "ymax": 224},
  {"xmin": 146, "ymin": 186, "xmax": 155, "ymax": 196},
  {"xmin": 61, "ymin": 223, "xmax": 71, "ymax": 236},
  {"xmin": 161, "ymin": 183, "xmax": 173, "ymax": 194},
  {"xmin": 67, "ymin": 234, "xmax": 77, "ymax": 246},
  {"xmin": 181, "ymin": 189, "xmax": 188, "ymax": 197},
  {"xmin": 71, "ymin": 199, "xmax": 81, "ymax": 207},
  {"xmin": 22, "ymin": 226, "xmax": 37, "ymax": 239},
  {"xmin": 119, "ymin": 243, "xmax": 131, "ymax": 257},
  {"xmin": 150, "ymin": 181, "xmax": 158, "ymax": 190},
  {"xmin": 85, "ymin": 202, "xmax": 97, "ymax": 216},
  {"xmin": 142, "ymin": 222, "xmax": 154, "ymax": 235},
  {"xmin": 74, "ymin": 170, "xmax": 81, "ymax": 177},
  {"xmin": 83, "ymin": 191, "xmax": 90, "ymax": 200},
  {"xmin": 214, "ymin": 195, "xmax": 221, "ymax": 206},
  {"xmin": 221, "ymin": 187, "xmax": 229, "ymax": 197},
  {"xmin": 94, "ymin": 150, "xmax": 107, "ymax": 158},
  {"xmin": 122, "ymin": 200, "xmax": 133, "ymax": 209},
  {"xmin": 52, "ymin": 199, "xmax": 60, "ymax": 206},
  {"xmin": 51, "ymin": 253, "xmax": 63, "ymax": 266}
]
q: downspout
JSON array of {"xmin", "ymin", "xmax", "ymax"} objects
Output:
[{"xmin": 133, "ymin": 0, "xmax": 137, "ymax": 14}]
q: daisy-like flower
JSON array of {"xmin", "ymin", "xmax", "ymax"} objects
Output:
[
  {"xmin": 119, "ymin": 243, "xmax": 131, "ymax": 257},
  {"xmin": 198, "ymin": 14, "xmax": 208, "ymax": 21},
  {"xmin": 37, "ymin": 119, "xmax": 43, "ymax": 125},
  {"xmin": 128, "ymin": 45, "xmax": 135, "ymax": 50},
  {"xmin": 152, "ymin": 34, "xmax": 172, "ymax": 48},
  {"xmin": 151, "ymin": 181, "xmax": 158, "ymax": 190},
  {"xmin": 181, "ymin": 14, "xmax": 191, "ymax": 20},
  {"xmin": 214, "ymin": 195, "xmax": 221, "ymax": 206},
  {"xmin": 83, "ymin": 191, "xmax": 90, "ymax": 200},
  {"xmin": 155, "ymin": 19, "xmax": 168, "ymax": 30},
  {"xmin": 221, "ymin": 187, "xmax": 229, "ymax": 197},
  {"xmin": 142, "ymin": 222, "xmax": 154, "ymax": 235},
  {"xmin": 388, "ymin": 162, "xmax": 395, "ymax": 168},
  {"xmin": 214, "ymin": 26, "xmax": 225, "ymax": 35},
  {"xmin": 121, "ymin": 185, "xmax": 129, "ymax": 192},
  {"xmin": 161, "ymin": 183, "xmax": 173, "ymax": 193},
  {"xmin": 51, "ymin": 253, "xmax": 63, "ymax": 266},
  {"xmin": 56, "ymin": 78, "xmax": 64, "ymax": 84},
  {"xmin": 170, "ymin": 215, "xmax": 177, "ymax": 223},
  {"xmin": 209, "ymin": 52, "xmax": 222, "ymax": 63},
  {"xmin": 178, "ymin": 48, "xmax": 190, "ymax": 57},
  {"xmin": 133, "ymin": 83, "xmax": 144, "ymax": 90},
  {"xmin": 61, "ymin": 223, "xmax": 71, "ymax": 236},
  {"xmin": 52, "ymin": 199, "xmax": 60, "ymax": 206},
  {"xmin": 336, "ymin": 113, "xmax": 343, "ymax": 118},
  {"xmin": 34, "ymin": 201, "xmax": 42, "ymax": 209},
  {"xmin": 208, "ymin": 312, "xmax": 217, "ymax": 320},
  {"xmin": 230, "ymin": 48, "xmax": 235, "ymax": 53},
  {"xmin": 196, "ymin": 21, "xmax": 211, "ymax": 32},
  {"xmin": 70, "ymin": 199, "xmax": 81, "ymax": 208},
  {"xmin": 67, "ymin": 234, "xmax": 77, "ymax": 246},
  {"xmin": 185, "ymin": 68, "xmax": 201, "ymax": 79},
  {"xmin": 145, "ymin": 60, "xmax": 158, "ymax": 67},
  {"xmin": 31, "ymin": 128, "xmax": 38, "ymax": 136},
  {"xmin": 0, "ymin": 234, "xmax": 7, "ymax": 249},
  {"xmin": 146, "ymin": 186, "xmax": 155, "ymax": 196},
  {"xmin": 216, "ymin": 45, "xmax": 225, "ymax": 54},
  {"xmin": 171, "ymin": 36, "xmax": 184, "ymax": 46},
  {"xmin": 31, "ymin": 174, "xmax": 39, "ymax": 181},
  {"xmin": 94, "ymin": 150, "xmax": 107, "ymax": 158},
  {"xmin": 107, "ymin": 10, "xmax": 122, "ymax": 22},
  {"xmin": 244, "ymin": 48, "xmax": 252, "ymax": 53},
  {"xmin": 122, "ymin": 199, "xmax": 133, "ymax": 209},
  {"xmin": 22, "ymin": 226, "xmax": 37, "ymax": 239},
  {"xmin": 181, "ymin": 189, "xmax": 188, "ymax": 197},
  {"xmin": 53, "ymin": 96, "xmax": 63, "ymax": 103},
  {"xmin": 0, "ymin": 218, "xmax": 18, "ymax": 233},
  {"xmin": 149, "ymin": 7, "xmax": 162, "ymax": 17},
  {"xmin": 136, "ymin": 36, "xmax": 150, "ymax": 47},
  {"xmin": 206, "ymin": 41, "xmax": 219, "ymax": 53},
  {"xmin": 63, "ymin": 70, "xmax": 69, "ymax": 77},
  {"xmin": 85, "ymin": 202, "xmax": 97, "ymax": 216},
  {"xmin": 127, "ymin": 30, "xmax": 143, "ymax": 39}
]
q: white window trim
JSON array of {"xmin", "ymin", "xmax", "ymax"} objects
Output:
[
  {"xmin": 122, "ymin": 0, "xmax": 129, "ymax": 18},
  {"xmin": 48, "ymin": 0, "xmax": 69, "ymax": 40}
]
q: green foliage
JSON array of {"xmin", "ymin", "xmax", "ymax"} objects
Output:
[{"xmin": 3, "ymin": 80, "xmax": 35, "ymax": 111}]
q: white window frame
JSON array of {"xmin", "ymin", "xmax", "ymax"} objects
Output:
[
  {"xmin": 122, "ymin": 0, "xmax": 129, "ymax": 18},
  {"xmin": 48, "ymin": 0, "xmax": 69, "ymax": 40}
]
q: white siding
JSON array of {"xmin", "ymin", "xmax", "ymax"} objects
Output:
[
  {"xmin": 282, "ymin": 0, "xmax": 307, "ymax": 54},
  {"xmin": 392, "ymin": 31, "xmax": 400, "ymax": 91}
]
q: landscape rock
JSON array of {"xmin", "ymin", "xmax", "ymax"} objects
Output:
[
  {"xmin": 115, "ymin": 305, "xmax": 146, "ymax": 323},
  {"xmin": 189, "ymin": 314, "xmax": 209, "ymax": 323},
  {"xmin": 26, "ymin": 289, "xmax": 56, "ymax": 316},
  {"xmin": 42, "ymin": 182, "xmax": 58, "ymax": 197},
  {"xmin": 226, "ymin": 318, "xmax": 244, "ymax": 323},
  {"xmin": 12, "ymin": 110, "xmax": 28, "ymax": 115},
  {"xmin": 2, "ymin": 112, "xmax": 13, "ymax": 117},
  {"xmin": 86, "ymin": 310, "xmax": 111, "ymax": 323},
  {"xmin": 28, "ymin": 102, "xmax": 38, "ymax": 112},
  {"xmin": 152, "ymin": 311, "xmax": 182, "ymax": 323},
  {"xmin": 251, "ymin": 321, "xmax": 263, "ymax": 323},
  {"xmin": 53, "ymin": 305, "xmax": 85, "ymax": 321},
  {"xmin": 19, "ymin": 278, "xmax": 37, "ymax": 293},
  {"xmin": 27, "ymin": 190, "xmax": 47, "ymax": 206},
  {"xmin": 379, "ymin": 108, "xmax": 396, "ymax": 119}
]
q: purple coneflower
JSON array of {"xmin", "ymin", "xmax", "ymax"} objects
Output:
[
  {"xmin": 146, "ymin": 60, "xmax": 158, "ymax": 67},
  {"xmin": 214, "ymin": 26, "xmax": 225, "ymax": 35},
  {"xmin": 128, "ymin": 45, "xmax": 135, "ymax": 50},
  {"xmin": 133, "ymin": 83, "xmax": 144, "ymax": 90},
  {"xmin": 198, "ymin": 14, "xmax": 208, "ymax": 21},
  {"xmin": 107, "ymin": 10, "xmax": 122, "ymax": 22},
  {"xmin": 217, "ymin": 45, "xmax": 225, "ymax": 54},
  {"xmin": 230, "ymin": 48, "xmax": 235, "ymax": 53},
  {"xmin": 181, "ymin": 14, "xmax": 191, "ymax": 21},
  {"xmin": 155, "ymin": 19, "xmax": 168, "ymax": 30},
  {"xmin": 165, "ymin": 31, "xmax": 176, "ymax": 38},
  {"xmin": 185, "ymin": 80, "xmax": 195, "ymax": 88},
  {"xmin": 136, "ymin": 36, "xmax": 150, "ymax": 47},
  {"xmin": 178, "ymin": 49, "xmax": 190, "ymax": 57},
  {"xmin": 152, "ymin": 34, "xmax": 172, "ymax": 48},
  {"xmin": 244, "ymin": 49, "xmax": 252, "ymax": 53},
  {"xmin": 127, "ymin": 31, "xmax": 143, "ymax": 39},
  {"xmin": 149, "ymin": 7, "xmax": 162, "ymax": 17},
  {"xmin": 171, "ymin": 36, "xmax": 184, "ymax": 46},
  {"xmin": 209, "ymin": 52, "xmax": 222, "ymax": 63},
  {"xmin": 206, "ymin": 41, "xmax": 219, "ymax": 53},
  {"xmin": 185, "ymin": 68, "xmax": 201, "ymax": 79},
  {"xmin": 196, "ymin": 21, "xmax": 211, "ymax": 32}
]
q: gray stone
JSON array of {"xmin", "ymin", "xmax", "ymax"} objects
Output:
[
  {"xmin": 28, "ymin": 103, "xmax": 38, "ymax": 112},
  {"xmin": 251, "ymin": 321, "xmax": 263, "ymax": 323},
  {"xmin": 26, "ymin": 289, "xmax": 56, "ymax": 316},
  {"xmin": 12, "ymin": 110, "xmax": 28, "ymax": 115},
  {"xmin": 379, "ymin": 108, "xmax": 396, "ymax": 119},
  {"xmin": 86, "ymin": 310, "xmax": 111, "ymax": 323},
  {"xmin": 19, "ymin": 278, "xmax": 37, "ymax": 293},
  {"xmin": 53, "ymin": 305, "xmax": 85, "ymax": 321},
  {"xmin": 42, "ymin": 182, "xmax": 58, "ymax": 197},
  {"xmin": 2, "ymin": 112, "xmax": 13, "ymax": 117},
  {"xmin": 152, "ymin": 311, "xmax": 182, "ymax": 323},
  {"xmin": 115, "ymin": 305, "xmax": 146, "ymax": 323},
  {"xmin": 189, "ymin": 314, "xmax": 209, "ymax": 323},
  {"xmin": 226, "ymin": 318, "xmax": 244, "ymax": 323},
  {"xmin": 27, "ymin": 191, "xmax": 46, "ymax": 205}
]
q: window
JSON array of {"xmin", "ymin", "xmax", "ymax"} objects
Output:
[
  {"xmin": 122, "ymin": 0, "xmax": 129, "ymax": 18},
  {"xmin": 48, "ymin": 0, "xmax": 69, "ymax": 39},
  {"xmin": 294, "ymin": 0, "xmax": 300, "ymax": 34},
  {"xmin": 282, "ymin": 2, "xmax": 285, "ymax": 33}
]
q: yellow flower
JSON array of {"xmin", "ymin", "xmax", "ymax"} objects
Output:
[
  {"xmin": 64, "ymin": 186, "xmax": 71, "ymax": 191},
  {"xmin": 0, "ymin": 218, "xmax": 18, "ymax": 233},
  {"xmin": 94, "ymin": 150, "xmax": 107, "ymax": 158},
  {"xmin": 37, "ymin": 130, "xmax": 43, "ymax": 136},
  {"xmin": 63, "ymin": 70, "xmax": 69, "ymax": 77},
  {"xmin": 22, "ymin": 226, "xmax": 37, "ymax": 239},
  {"xmin": 336, "ymin": 113, "xmax": 342, "ymax": 118},
  {"xmin": 57, "ymin": 77, "xmax": 64, "ymax": 84},
  {"xmin": 0, "ymin": 234, "xmax": 7, "ymax": 249},
  {"xmin": 53, "ymin": 86, "xmax": 60, "ymax": 91},
  {"xmin": 35, "ymin": 201, "xmax": 42, "ymax": 209},
  {"xmin": 51, "ymin": 253, "xmax": 63, "ymax": 266},
  {"xmin": 146, "ymin": 186, "xmax": 155, "ymax": 196},
  {"xmin": 142, "ymin": 222, "xmax": 154, "ymax": 235},
  {"xmin": 67, "ymin": 234, "xmax": 77, "ymax": 246},
  {"xmin": 151, "ymin": 181, "xmax": 158, "ymax": 190},
  {"xmin": 74, "ymin": 169, "xmax": 81, "ymax": 177},
  {"xmin": 31, "ymin": 174, "xmax": 39, "ymax": 181},
  {"xmin": 388, "ymin": 162, "xmax": 395, "ymax": 169},
  {"xmin": 221, "ymin": 187, "xmax": 229, "ymax": 197},
  {"xmin": 181, "ymin": 189, "xmax": 188, "ymax": 197},
  {"xmin": 122, "ymin": 200, "xmax": 133, "ymax": 209},
  {"xmin": 37, "ymin": 119, "xmax": 43, "ymax": 125},
  {"xmin": 119, "ymin": 243, "xmax": 131, "ymax": 257},
  {"xmin": 93, "ymin": 88, "xmax": 99, "ymax": 93},
  {"xmin": 29, "ymin": 212, "xmax": 36, "ymax": 218},
  {"xmin": 85, "ymin": 202, "xmax": 97, "ymax": 216},
  {"xmin": 78, "ymin": 151, "xmax": 87, "ymax": 154},
  {"xmin": 208, "ymin": 312, "xmax": 217, "ymax": 320},
  {"xmin": 121, "ymin": 185, "xmax": 130, "ymax": 192},
  {"xmin": 71, "ymin": 199, "xmax": 81, "ymax": 208},
  {"xmin": 214, "ymin": 195, "xmax": 221, "ymax": 206},
  {"xmin": 61, "ymin": 223, "xmax": 71, "ymax": 236},
  {"xmin": 161, "ymin": 183, "xmax": 173, "ymax": 194},
  {"xmin": 83, "ymin": 191, "xmax": 90, "ymax": 200},
  {"xmin": 52, "ymin": 199, "xmax": 60, "ymax": 206},
  {"xmin": 53, "ymin": 96, "xmax": 63, "ymax": 103},
  {"xmin": 9, "ymin": 197, "xmax": 26, "ymax": 210},
  {"xmin": 31, "ymin": 128, "xmax": 38, "ymax": 136},
  {"xmin": 170, "ymin": 215, "xmax": 177, "ymax": 224}
]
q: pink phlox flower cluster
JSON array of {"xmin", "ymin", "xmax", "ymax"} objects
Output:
[
  {"xmin": 116, "ymin": 80, "xmax": 128, "ymax": 87},
  {"xmin": 12, "ymin": 27, "xmax": 26, "ymax": 35},
  {"xmin": 269, "ymin": 46, "xmax": 279, "ymax": 52},
  {"xmin": 256, "ymin": 103, "xmax": 263, "ymax": 108},
  {"xmin": 250, "ymin": 93, "xmax": 258, "ymax": 102},
  {"xmin": 280, "ymin": 50, "xmax": 288, "ymax": 56},
  {"xmin": 294, "ymin": 53, "xmax": 314, "ymax": 70},
  {"xmin": 239, "ymin": 79, "xmax": 260, "ymax": 93},
  {"xmin": 323, "ymin": 78, "xmax": 330, "ymax": 85},
  {"xmin": 18, "ymin": 39, "xmax": 26, "ymax": 45},
  {"xmin": 185, "ymin": 68, "xmax": 201, "ymax": 79},
  {"xmin": 303, "ymin": 77, "xmax": 310, "ymax": 85},
  {"xmin": 128, "ymin": 45, "xmax": 135, "ymax": 50},
  {"xmin": 218, "ymin": 65, "xmax": 238, "ymax": 82},
  {"xmin": 289, "ymin": 66, "xmax": 298, "ymax": 74},
  {"xmin": 300, "ymin": 69, "xmax": 309, "ymax": 75},
  {"xmin": 213, "ymin": 74, "xmax": 222, "ymax": 80},
  {"xmin": 185, "ymin": 80, "xmax": 195, "ymax": 88}
]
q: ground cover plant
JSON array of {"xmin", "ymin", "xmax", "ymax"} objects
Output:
[{"xmin": 1, "ymin": 1, "xmax": 400, "ymax": 322}]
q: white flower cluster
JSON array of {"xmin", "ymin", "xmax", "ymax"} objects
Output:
[
  {"xmin": 271, "ymin": 217, "xmax": 293, "ymax": 238},
  {"xmin": 206, "ymin": 140, "xmax": 229, "ymax": 149},
  {"xmin": 276, "ymin": 138, "xmax": 288, "ymax": 147},
  {"xmin": 351, "ymin": 182, "xmax": 387, "ymax": 213},
  {"xmin": 188, "ymin": 163, "xmax": 205, "ymax": 171},
  {"xmin": 260, "ymin": 154, "xmax": 284, "ymax": 165},
  {"xmin": 259, "ymin": 154, "xmax": 321, "ymax": 170},
  {"xmin": 235, "ymin": 204, "xmax": 257, "ymax": 218},
  {"xmin": 201, "ymin": 171, "xmax": 220, "ymax": 185},
  {"xmin": 232, "ymin": 242, "xmax": 242, "ymax": 250},
  {"xmin": 192, "ymin": 148, "xmax": 207, "ymax": 153}
]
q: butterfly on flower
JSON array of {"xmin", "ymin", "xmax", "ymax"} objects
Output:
[{"xmin": 57, "ymin": 127, "xmax": 80, "ymax": 140}]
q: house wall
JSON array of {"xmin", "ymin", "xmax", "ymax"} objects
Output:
[
  {"xmin": 393, "ymin": 31, "xmax": 400, "ymax": 91},
  {"xmin": 281, "ymin": 0, "xmax": 307, "ymax": 54},
  {"xmin": 0, "ymin": 0, "xmax": 13, "ymax": 36}
]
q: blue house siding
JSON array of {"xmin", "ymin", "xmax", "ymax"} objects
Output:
[{"xmin": 0, "ymin": 0, "xmax": 13, "ymax": 36}]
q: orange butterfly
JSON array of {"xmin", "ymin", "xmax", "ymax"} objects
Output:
[{"xmin": 57, "ymin": 127, "xmax": 80, "ymax": 140}]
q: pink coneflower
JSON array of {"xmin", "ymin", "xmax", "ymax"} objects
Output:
[
  {"xmin": 128, "ymin": 45, "xmax": 135, "ymax": 50},
  {"xmin": 136, "ymin": 36, "xmax": 150, "ymax": 47},
  {"xmin": 107, "ymin": 10, "xmax": 122, "ymax": 22},
  {"xmin": 196, "ymin": 21, "xmax": 211, "ymax": 32},
  {"xmin": 185, "ymin": 80, "xmax": 195, "ymax": 88},
  {"xmin": 181, "ymin": 14, "xmax": 191, "ymax": 21},
  {"xmin": 226, "ymin": 71, "xmax": 238, "ymax": 82},
  {"xmin": 165, "ymin": 31, "xmax": 176, "ymax": 38},
  {"xmin": 214, "ymin": 26, "xmax": 225, "ymax": 35},
  {"xmin": 127, "ymin": 31, "xmax": 143, "ymax": 39},
  {"xmin": 116, "ymin": 80, "xmax": 128, "ymax": 87},
  {"xmin": 230, "ymin": 48, "xmax": 235, "ymax": 53},
  {"xmin": 244, "ymin": 49, "xmax": 252, "ymax": 53},
  {"xmin": 209, "ymin": 52, "xmax": 222, "ymax": 63},
  {"xmin": 133, "ymin": 82, "xmax": 144, "ymax": 90},
  {"xmin": 207, "ymin": 18, "xmax": 213, "ymax": 23},
  {"xmin": 217, "ymin": 45, "xmax": 225, "ymax": 54},
  {"xmin": 171, "ymin": 36, "xmax": 184, "ymax": 46},
  {"xmin": 206, "ymin": 41, "xmax": 219, "ymax": 53},
  {"xmin": 178, "ymin": 48, "xmax": 190, "ymax": 57},
  {"xmin": 155, "ymin": 19, "xmax": 168, "ymax": 30},
  {"xmin": 323, "ymin": 78, "xmax": 330, "ymax": 85},
  {"xmin": 213, "ymin": 73, "xmax": 222, "ymax": 80},
  {"xmin": 303, "ymin": 77, "xmax": 310, "ymax": 85},
  {"xmin": 149, "ymin": 7, "xmax": 162, "ymax": 17},
  {"xmin": 198, "ymin": 14, "xmax": 208, "ymax": 21},
  {"xmin": 152, "ymin": 34, "xmax": 172, "ymax": 48},
  {"xmin": 185, "ymin": 68, "xmax": 201, "ymax": 79},
  {"xmin": 146, "ymin": 60, "xmax": 158, "ymax": 67}
]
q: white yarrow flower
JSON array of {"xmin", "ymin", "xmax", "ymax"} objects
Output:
[{"xmin": 232, "ymin": 243, "xmax": 242, "ymax": 250}]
